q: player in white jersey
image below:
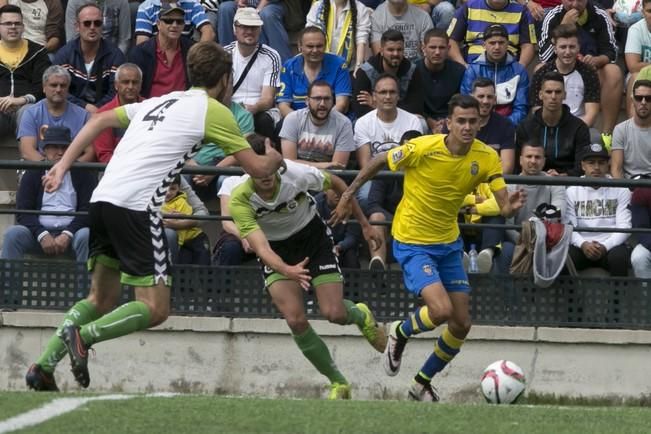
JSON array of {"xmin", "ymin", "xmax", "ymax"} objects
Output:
[
  {"xmin": 229, "ymin": 159, "xmax": 386, "ymax": 400},
  {"xmin": 26, "ymin": 42, "xmax": 284, "ymax": 392}
]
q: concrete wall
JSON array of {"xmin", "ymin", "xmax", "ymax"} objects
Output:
[{"xmin": 2, "ymin": 311, "xmax": 651, "ymax": 401}]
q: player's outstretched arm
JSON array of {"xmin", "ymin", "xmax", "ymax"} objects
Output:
[
  {"xmin": 233, "ymin": 141, "xmax": 284, "ymax": 178},
  {"xmin": 245, "ymin": 229, "xmax": 312, "ymax": 290},
  {"xmin": 494, "ymin": 187, "xmax": 527, "ymax": 218}
]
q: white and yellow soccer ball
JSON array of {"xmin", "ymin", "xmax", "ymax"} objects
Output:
[{"xmin": 480, "ymin": 360, "xmax": 526, "ymax": 404}]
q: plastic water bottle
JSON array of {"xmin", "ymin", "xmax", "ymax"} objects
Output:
[{"xmin": 468, "ymin": 244, "xmax": 479, "ymax": 274}]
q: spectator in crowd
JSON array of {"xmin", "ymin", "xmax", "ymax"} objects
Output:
[
  {"xmin": 408, "ymin": 0, "xmax": 455, "ymax": 31},
  {"xmin": 353, "ymin": 29, "xmax": 424, "ymax": 118},
  {"xmin": 461, "ymin": 24, "xmax": 529, "ymax": 126},
  {"xmin": 128, "ymin": 2, "xmax": 192, "ymax": 98},
  {"xmin": 564, "ymin": 143, "xmax": 631, "ymax": 276},
  {"xmin": 315, "ymin": 188, "xmax": 362, "ymax": 269},
  {"xmin": 66, "ymin": 0, "xmax": 132, "ymax": 55},
  {"xmin": 135, "ymin": 0, "xmax": 214, "ymax": 44},
  {"xmin": 161, "ymin": 174, "xmax": 211, "ymax": 265},
  {"xmin": 218, "ymin": 0, "xmax": 290, "ymax": 61},
  {"xmin": 520, "ymin": 0, "xmax": 558, "ymax": 25},
  {"xmin": 280, "ymin": 80, "xmax": 357, "ymax": 169},
  {"xmin": 93, "ymin": 63, "xmax": 143, "ymax": 163},
  {"xmin": 417, "ymin": 28, "xmax": 465, "ymax": 133},
  {"xmin": 497, "ymin": 141, "xmax": 566, "ymax": 272},
  {"xmin": 18, "ymin": 65, "xmax": 92, "ymax": 162},
  {"xmin": 0, "ymin": 5, "xmax": 50, "ymax": 139},
  {"xmin": 624, "ymin": 0, "xmax": 651, "ymax": 116},
  {"xmin": 539, "ymin": 0, "xmax": 623, "ymax": 148},
  {"xmin": 277, "ymin": 26, "xmax": 351, "ymax": 118},
  {"xmin": 448, "ymin": 0, "xmax": 537, "ymax": 67},
  {"xmin": 516, "ymin": 71, "xmax": 589, "ymax": 176},
  {"xmin": 54, "ymin": 3, "xmax": 126, "ymax": 114},
  {"xmin": 370, "ymin": 0, "xmax": 433, "ymax": 61},
  {"xmin": 1, "ymin": 0, "xmax": 63, "ymax": 54},
  {"xmin": 307, "ymin": 0, "xmax": 371, "ymax": 74},
  {"xmin": 630, "ymin": 182, "xmax": 651, "ymax": 278},
  {"xmin": 611, "ymin": 79, "xmax": 651, "ymax": 178},
  {"xmin": 1, "ymin": 126, "xmax": 95, "ymax": 263},
  {"xmin": 224, "ymin": 7, "xmax": 282, "ymax": 140},
  {"xmin": 531, "ymin": 24, "xmax": 600, "ymax": 130}
]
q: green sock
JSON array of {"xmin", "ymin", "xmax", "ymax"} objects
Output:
[
  {"xmin": 342, "ymin": 299, "xmax": 366, "ymax": 327},
  {"xmin": 36, "ymin": 299, "xmax": 100, "ymax": 373},
  {"xmin": 293, "ymin": 325, "xmax": 347, "ymax": 385},
  {"xmin": 80, "ymin": 301, "xmax": 152, "ymax": 345}
]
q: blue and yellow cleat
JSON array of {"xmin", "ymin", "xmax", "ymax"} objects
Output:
[
  {"xmin": 355, "ymin": 302, "xmax": 387, "ymax": 353},
  {"xmin": 328, "ymin": 383, "xmax": 351, "ymax": 400}
]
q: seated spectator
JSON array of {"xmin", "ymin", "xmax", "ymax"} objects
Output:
[
  {"xmin": 54, "ymin": 3, "xmax": 126, "ymax": 113},
  {"xmin": 497, "ymin": 141, "xmax": 566, "ymax": 273},
  {"xmin": 315, "ymin": 189, "xmax": 362, "ymax": 269},
  {"xmin": 128, "ymin": 2, "xmax": 193, "ymax": 98},
  {"xmin": 277, "ymin": 26, "xmax": 351, "ymax": 118},
  {"xmin": 135, "ymin": 0, "xmax": 214, "ymax": 45},
  {"xmin": 417, "ymin": 28, "xmax": 465, "ymax": 133},
  {"xmin": 224, "ymin": 7, "xmax": 282, "ymax": 140},
  {"xmin": 353, "ymin": 29, "xmax": 424, "ymax": 119},
  {"xmin": 631, "ymin": 182, "xmax": 651, "ymax": 278},
  {"xmin": 306, "ymin": 0, "xmax": 372, "ymax": 72},
  {"xmin": 18, "ymin": 65, "xmax": 93, "ymax": 162},
  {"xmin": 564, "ymin": 143, "xmax": 631, "ymax": 276},
  {"xmin": 624, "ymin": 2, "xmax": 651, "ymax": 116},
  {"xmin": 408, "ymin": 0, "xmax": 455, "ymax": 30},
  {"xmin": 539, "ymin": 0, "xmax": 623, "ymax": 148},
  {"xmin": 531, "ymin": 24, "xmax": 600, "ymax": 129},
  {"xmin": 0, "ymin": 5, "xmax": 50, "ymax": 139},
  {"xmin": 162, "ymin": 175, "xmax": 211, "ymax": 265},
  {"xmin": 66, "ymin": 0, "xmax": 132, "ymax": 54},
  {"xmin": 611, "ymin": 78, "xmax": 651, "ymax": 178},
  {"xmin": 93, "ymin": 63, "xmax": 143, "ymax": 163},
  {"xmin": 2, "ymin": 0, "xmax": 63, "ymax": 54},
  {"xmin": 218, "ymin": 0, "xmax": 291, "ymax": 61},
  {"xmin": 516, "ymin": 71, "xmax": 589, "ymax": 176},
  {"xmin": 448, "ymin": 0, "xmax": 537, "ymax": 67},
  {"xmin": 370, "ymin": 0, "xmax": 433, "ymax": 61},
  {"xmin": 280, "ymin": 80, "xmax": 357, "ymax": 169},
  {"xmin": 461, "ymin": 24, "xmax": 529, "ymax": 126},
  {"xmin": 0, "ymin": 127, "xmax": 95, "ymax": 263}
]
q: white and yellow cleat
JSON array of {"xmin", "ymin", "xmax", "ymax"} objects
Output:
[
  {"xmin": 328, "ymin": 382, "xmax": 352, "ymax": 400},
  {"xmin": 355, "ymin": 302, "xmax": 387, "ymax": 353}
]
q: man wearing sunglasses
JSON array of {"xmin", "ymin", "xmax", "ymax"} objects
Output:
[
  {"xmin": 65, "ymin": 0, "xmax": 132, "ymax": 55},
  {"xmin": 611, "ymin": 78, "xmax": 651, "ymax": 179},
  {"xmin": 54, "ymin": 3, "xmax": 125, "ymax": 114},
  {"xmin": 135, "ymin": 0, "xmax": 215, "ymax": 45}
]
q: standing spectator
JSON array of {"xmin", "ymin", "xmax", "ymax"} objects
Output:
[
  {"xmin": 531, "ymin": 24, "xmax": 600, "ymax": 129},
  {"xmin": 611, "ymin": 79, "xmax": 651, "ymax": 178},
  {"xmin": 18, "ymin": 65, "xmax": 92, "ymax": 162},
  {"xmin": 630, "ymin": 183, "xmax": 651, "ymax": 278},
  {"xmin": 277, "ymin": 27, "xmax": 351, "ymax": 117},
  {"xmin": 0, "ymin": 5, "xmax": 50, "ymax": 139},
  {"xmin": 1, "ymin": 126, "xmax": 95, "ymax": 263},
  {"xmin": 66, "ymin": 0, "xmax": 132, "ymax": 55},
  {"xmin": 516, "ymin": 71, "xmax": 589, "ymax": 176},
  {"xmin": 370, "ymin": 0, "xmax": 433, "ymax": 61},
  {"xmin": 624, "ymin": 0, "xmax": 651, "ymax": 116},
  {"xmin": 448, "ymin": 0, "xmax": 537, "ymax": 67},
  {"xmin": 315, "ymin": 189, "xmax": 362, "ymax": 269},
  {"xmin": 135, "ymin": 0, "xmax": 214, "ymax": 44},
  {"xmin": 224, "ymin": 7, "xmax": 282, "ymax": 140},
  {"xmin": 217, "ymin": 0, "xmax": 290, "ymax": 61},
  {"xmin": 54, "ymin": 3, "xmax": 126, "ymax": 113},
  {"xmin": 128, "ymin": 2, "xmax": 193, "ymax": 98},
  {"xmin": 2, "ymin": 0, "xmax": 63, "ymax": 54},
  {"xmin": 539, "ymin": 0, "xmax": 623, "ymax": 148},
  {"xmin": 417, "ymin": 28, "xmax": 465, "ymax": 133},
  {"xmin": 353, "ymin": 29, "xmax": 424, "ymax": 118},
  {"xmin": 461, "ymin": 24, "xmax": 530, "ymax": 126},
  {"xmin": 564, "ymin": 143, "xmax": 631, "ymax": 276}
]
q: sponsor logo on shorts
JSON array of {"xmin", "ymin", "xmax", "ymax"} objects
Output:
[
  {"xmin": 264, "ymin": 265, "xmax": 273, "ymax": 274},
  {"xmin": 319, "ymin": 264, "xmax": 337, "ymax": 271},
  {"xmin": 422, "ymin": 264, "xmax": 433, "ymax": 276},
  {"xmin": 470, "ymin": 161, "xmax": 479, "ymax": 176}
]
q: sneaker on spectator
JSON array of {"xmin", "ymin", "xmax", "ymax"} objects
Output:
[
  {"xmin": 601, "ymin": 133, "xmax": 612, "ymax": 152},
  {"xmin": 477, "ymin": 248, "xmax": 494, "ymax": 273},
  {"xmin": 369, "ymin": 256, "xmax": 386, "ymax": 271}
]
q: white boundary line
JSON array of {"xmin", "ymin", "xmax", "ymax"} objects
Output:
[{"xmin": 0, "ymin": 393, "xmax": 177, "ymax": 434}]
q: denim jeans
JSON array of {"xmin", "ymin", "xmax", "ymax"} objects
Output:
[{"xmin": 1, "ymin": 225, "xmax": 89, "ymax": 262}]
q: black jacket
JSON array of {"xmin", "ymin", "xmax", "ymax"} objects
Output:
[{"xmin": 0, "ymin": 40, "xmax": 50, "ymax": 101}]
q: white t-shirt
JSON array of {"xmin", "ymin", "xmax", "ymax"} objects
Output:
[
  {"xmin": 353, "ymin": 108, "xmax": 423, "ymax": 156},
  {"xmin": 92, "ymin": 88, "xmax": 250, "ymax": 211},
  {"xmin": 225, "ymin": 42, "xmax": 282, "ymax": 106},
  {"xmin": 625, "ymin": 19, "xmax": 651, "ymax": 63}
]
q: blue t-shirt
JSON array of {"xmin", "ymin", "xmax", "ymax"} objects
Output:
[
  {"xmin": 276, "ymin": 53, "xmax": 352, "ymax": 110},
  {"xmin": 18, "ymin": 100, "xmax": 90, "ymax": 152},
  {"xmin": 442, "ymin": 112, "xmax": 514, "ymax": 152}
]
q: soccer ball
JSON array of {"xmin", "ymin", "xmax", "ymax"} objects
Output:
[{"xmin": 480, "ymin": 360, "xmax": 526, "ymax": 404}]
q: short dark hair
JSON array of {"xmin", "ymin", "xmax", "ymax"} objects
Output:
[
  {"xmin": 633, "ymin": 79, "xmax": 651, "ymax": 94},
  {"xmin": 448, "ymin": 94, "xmax": 480, "ymax": 116},
  {"xmin": 170, "ymin": 174, "xmax": 181, "ymax": 186},
  {"xmin": 307, "ymin": 79, "xmax": 333, "ymax": 97},
  {"xmin": 246, "ymin": 134, "xmax": 267, "ymax": 156},
  {"xmin": 551, "ymin": 23, "xmax": 579, "ymax": 42},
  {"xmin": 471, "ymin": 77, "xmax": 495, "ymax": 93},
  {"xmin": 381, "ymin": 29, "xmax": 404, "ymax": 45},
  {"xmin": 400, "ymin": 130, "xmax": 422, "ymax": 145},
  {"xmin": 0, "ymin": 4, "xmax": 22, "ymax": 18},
  {"xmin": 301, "ymin": 26, "xmax": 325, "ymax": 41},
  {"xmin": 520, "ymin": 141, "xmax": 544, "ymax": 152},
  {"xmin": 373, "ymin": 72, "xmax": 399, "ymax": 91},
  {"xmin": 541, "ymin": 71, "xmax": 565, "ymax": 88},
  {"xmin": 187, "ymin": 42, "xmax": 232, "ymax": 89},
  {"xmin": 422, "ymin": 28, "xmax": 448, "ymax": 44}
]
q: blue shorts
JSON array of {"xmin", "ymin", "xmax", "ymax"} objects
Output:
[{"xmin": 392, "ymin": 238, "xmax": 470, "ymax": 295}]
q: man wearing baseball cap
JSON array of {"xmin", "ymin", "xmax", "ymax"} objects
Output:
[{"xmin": 135, "ymin": 0, "xmax": 215, "ymax": 45}]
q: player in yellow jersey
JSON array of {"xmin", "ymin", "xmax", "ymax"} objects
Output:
[{"xmin": 332, "ymin": 94, "xmax": 526, "ymax": 401}]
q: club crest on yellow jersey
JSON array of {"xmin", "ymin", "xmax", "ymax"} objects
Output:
[{"xmin": 470, "ymin": 161, "xmax": 479, "ymax": 176}]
